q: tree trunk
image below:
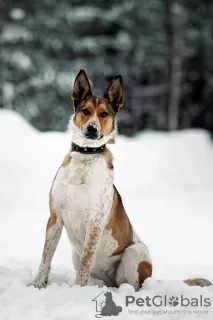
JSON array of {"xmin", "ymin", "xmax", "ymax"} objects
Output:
[
  {"xmin": 168, "ymin": 17, "xmax": 183, "ymax": 131},
  {"xmin": 165, "ymin": 0, "xmax": 183, "ymax": 131}
]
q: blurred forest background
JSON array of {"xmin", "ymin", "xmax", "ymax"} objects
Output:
[{"xmin": 0, "ymin": 0, "xmax": 213, "ymax": 136}]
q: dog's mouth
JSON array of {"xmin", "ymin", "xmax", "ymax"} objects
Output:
[{"xmin": 84, "ymin": 132, "xmax": 103, "ymax": 140}]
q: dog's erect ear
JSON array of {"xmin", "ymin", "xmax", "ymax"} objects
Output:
[
  {"xmin": 72, "ymin": 70, "xmax": 92, "ymax": 107},
  {"xmin": 104, "ymin": 75, "xmax": 124, "ymax": 111}
]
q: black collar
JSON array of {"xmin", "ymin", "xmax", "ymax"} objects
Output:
[{"xmin": 71, "ymin": 142, "xmax": 106, "ymax": 154}]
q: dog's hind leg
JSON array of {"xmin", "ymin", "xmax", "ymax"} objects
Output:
[
  {"xmin": 32, "ymin": 213, "xmax": 63, "ymax": 289},
  {"xmin": 115, "ymin": 243, "xmax": 152, "ymax": 291}
]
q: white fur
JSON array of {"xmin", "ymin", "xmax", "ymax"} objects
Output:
[{"xmin": 52, "ymin": 152, "xmax": 114, "ymax": 250}]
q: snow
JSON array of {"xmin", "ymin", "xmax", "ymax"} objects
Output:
[
  {"xmin": 10, "ymin": 8, "xmax": 26, "ymax": 21},
  {"xmin": 66, "ymin": 7, "xmax": 102, "ymax": 22},
  {"xmin": 0, "ymin": 109, "xmax": 213, "ymax": 319},
  {"xmin": 11, "ymin": 51, "xmax": 32, "ymax": 70},
  {"xmin": 1, "ymin": 25, "xmax": 32, "ymax": 43}
]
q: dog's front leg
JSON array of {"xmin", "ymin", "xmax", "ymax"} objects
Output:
[
  {"xmin": 32, "ymin": 214, "xmax": 63, "ymax": 289},
  {"xmin": 74, "ymin": 219, "xmax": 103, "ymax": 287}
]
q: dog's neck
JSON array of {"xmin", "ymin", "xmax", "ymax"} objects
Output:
[
  {"xmin": 69, "ymin": 117, "xmax": 116, "ymax": 157},
  {"xmin": 71, "ymin": 142, "xmax": 106, "ymax": 155}
]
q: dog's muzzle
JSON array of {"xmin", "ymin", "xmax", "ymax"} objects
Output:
[{"xmin": 84, "ymin": 123, "xmax": 100, "ymax": 140}]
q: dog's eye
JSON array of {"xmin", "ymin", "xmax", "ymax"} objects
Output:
[
  {"xmin": 82, "ymin": 109, "xmax": 90, "ymax": 116},
  {"xmin": 100, "ymin": 112, "xmax": 108, "ymax": 118}
]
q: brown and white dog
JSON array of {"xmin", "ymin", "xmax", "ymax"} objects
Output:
[
  {"xmin": 32, "ymin": 70, "xmax": 211, "ymax": 291},
  {"xmin": 32, "ymin": 70, "xmax": 152, "ymax": 291}
]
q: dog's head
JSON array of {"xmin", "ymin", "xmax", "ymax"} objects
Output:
[{"xmin": 70, "ymin": 70, "xmax": 124, "ymax": 147}]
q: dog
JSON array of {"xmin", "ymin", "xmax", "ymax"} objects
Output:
[
  {"xmin": 32, "ymin": 70, "xmax": 211, "ymax": 291},
  {"xmin": 32, "ymin": 69, "xmax": 152, "ymax": 291}
]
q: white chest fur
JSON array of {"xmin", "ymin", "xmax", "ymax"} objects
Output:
[{"xmin": 51, "ymin": 152, "xmax": 114, "ymax": 256}]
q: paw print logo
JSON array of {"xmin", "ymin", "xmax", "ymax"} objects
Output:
[{"xmin": 169, "ymin": 296, "xmax": 179, "ymax": 307}]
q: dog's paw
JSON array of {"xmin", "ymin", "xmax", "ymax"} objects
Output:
[{"xmin": 29, "ymin": 278, "xmax": 48, "ymax": 289}]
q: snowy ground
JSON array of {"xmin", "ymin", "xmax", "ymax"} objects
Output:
[{"xmin": 0, "ymin": 109, "xmax": 213, "ymax": 319}]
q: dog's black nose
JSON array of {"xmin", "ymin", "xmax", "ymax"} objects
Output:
[
  {"xmin": 85, "ymin": 124, "xmax": 99, "ymax": 139},
  {"xmin": 87, "ymin": 124, "xmax": 98, "ymax": 135}
]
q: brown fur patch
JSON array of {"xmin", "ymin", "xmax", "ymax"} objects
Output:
[
  {"xmin": 62, "ymin": 154, "xmax": 71, "ymax": 167},
  {"xmin": 137, "ymin": 261, "xmax": 152, "ymax": 286},
  {"xmin": 108, "ymin": 138, "xmax": 115, "ymax": 144},
  {"xmin": 96, "ymin": 101, "xmax": 114, "ymax": 136},
  {"xmin": 47, "ymin": 186, "xmax": 57, "ymax": 231},
  {"xmin": 184, "ymin": 278, "xmax": 212, "ymax": 287},
  {"xmin": 43, "ymin": 193, "xmax": 57, "ymax": 262},
  {"xmin": 102, "ymin": 148, "xmax": 113, "ymax": 169},
  {"xmin": 48, "ymin": 165, "xmax": 62, "ymax": 218},
  {"xmin": 46, "ymin": 177, "xmax": 58, "ymax": 232},
  {"xmin": 46, "ymin": 212, "xmax": 57, "ymax": 231},
  {"xmin": 106, "ymin": 186, "xmax": 134, "ymax": 256},
  {"xmin": 81, "ymin": 224, "xmax": 101, "ymax": 268}
]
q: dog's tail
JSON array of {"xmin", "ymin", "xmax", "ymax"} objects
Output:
[{"xmin": 184, "ymin": 278, "xmax": 212, "ymax": 287}]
